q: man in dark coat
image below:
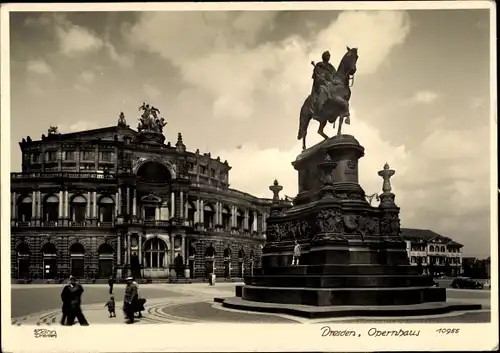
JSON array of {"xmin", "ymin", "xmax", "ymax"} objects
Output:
[
  {"xmin": 123, "ymin": 276, "xmax": 138, "ymax": 324},
  {"xmin": 61, "ymin": 276, "xmax": 89, "ymax": 326},
  {"xmin": 108, "ymin": 276, "xmax": 115, "ymax": 294}
]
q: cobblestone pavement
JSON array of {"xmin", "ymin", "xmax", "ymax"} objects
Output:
[{"xmin": 11, "ymin": 284, "xmax": 491, "ymax": 325}]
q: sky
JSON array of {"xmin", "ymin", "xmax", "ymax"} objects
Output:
[{"xmin": 8, "ymin": 7, "xmax": 493, "ymax": 257}]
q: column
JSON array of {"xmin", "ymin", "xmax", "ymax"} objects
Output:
[
  {"xmin": 36, "ymin": 191, "xmax": 41, "ymax": 220},
  {"xmin": 195, "ymin": 199, "xmax": 200, "ymax": 223},
  {"xmin": 181, "ymin": 235, "xmax": 186, "ymax": 263},
  {"xmin": 132, "ymin": 188, "xmax": 137, "ymax": 216},
  {"xmin": 231, "ymin": 206, "xmax": 236, "ymax": 227},
  {"xmin": 117, "ymin": 187, "xmax": 122, "ymax": 215},
  {"xmin": 57, "ymin": 191, "xmax": 63, "ymax": 219},
  {"xmin": 115, "ymin": 191, "xmax": 119, "ymax": 217},
  {"xmin": 200, "ymin": 200, "xmax": 204, "ymax": 226},
  {"xmin": 138, "ymin": 234, "xmax": 142, "ymax": 265},
  {"xmin": 126, "ymin": 187, "xmax": 130, "ymax": 215},
  {"xmin": 184, "ymin": 203, "xmax": 188, "ymax": 221},
  {"xmin": 117, "ymin": 234, "xmax": 121, "ymax": 265},
  {"xmin": 180, "ymin": 192, "xmax": 184, "ymax": 218},
  {"xmin": 171, "ymin": 192, "xmax": 175, "ymax": 219},
  {"xmin": 155, "ymin": 206, "xmax": 160, "ymax": 220},
  {"xmin": 92, "ymin": 191, "xmax": 97, "ymax": 219},
  {"xmin": 31, "ymin": 192, "xmax": 36, "ymax": 220},
  {"xmin": 64, "ymin": 190, "xmax": 69, "ymax": 218},
  {"xmin": 262, "ymin": 212, "xmax": 267, "ymax": 232},
  {"xmin": 244, "ymin": 210, "xmax": 249, "ymax": 229},
  {"xmin": 253, "ymin": 211, "xmax": 258, "ymax": 232},
  {"xmin": 170, "ymin": 235, "xmax": 175, "ymax": 263},
  {"xmin": 215, "ymin": 202, "xmax": 220, "ymax": 225},
  {"xmin": 127, "ymin": 233, "xmax": 131, "ymax": 265},
  {"xmin": 86, "ymin": 191, "xmax": 91, "ymax": 218}
]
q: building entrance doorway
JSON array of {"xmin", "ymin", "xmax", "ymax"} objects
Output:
[
  {"xmin": 43, "ymin": 258, "xmax": 57, "ymax": 279},
  {"xmin": 98, "ymin": 243, "xmax": 114, "ymax": 278}
]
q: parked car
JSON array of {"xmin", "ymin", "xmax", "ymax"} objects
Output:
[{"xmin": 450, "ymin": 277, "xmax": 484, "ymax": 289}]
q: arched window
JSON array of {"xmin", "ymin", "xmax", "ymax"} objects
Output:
[
  {"xmin": 221, "ymin": 206, "xmax": 231, "ymax": 230},
  {"xmin": 441, "ymin": 246, "xmax": 445, "ymax": 253},
  {"xmin": 18, "ymin": 196, "xmax": 33, "ymax": 222},
  {"xmin": 185, "ymin": 202, "xmax": 196, "ymax": 225},
  {"xmin": 205, "ymin": 246, "xmax": 215, "ymax": 257},
  {"xmin": 224, "ymin": 247, "xmax": 231, "ymax": 258},
  {"xmin": 43, "ymin": 195, "xmax": 59, "ymax": 222},
  {"xmin": 16, "ymin": 242, "xmax": 30, "ymax": 278},
  {"xmin": 69, "ymin": 243, "xmax": 85, "ymax": 278},
  {"xmin": 411, "ymin": 256, "xmax": 416, "ymax": 263},
  {"xmin": 144, "ymin": 238, "xmax": 167, "ymax": 268},
  {"xmin": 99, "ymin": 196, "xmax": 114, "ymax": 223},
  {"xmin": 41, "ymin": 242, "xmax": 57, "ymax": 279},
  {"xmin": 238, "ymin": 249, "xmax": 245, "ymax": 259},
  {"xmin": 204, "ymin": 204, "xmax": 215, "ymax": 229},
  {"xmin": 188, "ymin": 245, "xmax": 196, "ymax": 257},
  {"xmin": 429, "ymin": 245, "xmax": 434, "ymax": 252},
  {"xmin": 137, "ymin": 161, "xmax": 171, "ymax": 183},
  {"xmin": 70, "ymin": 195, "xmax": 87, "ymax": 223},
  {"xmin": 98, "ymin": 243, "xmax": 114, "ymax": 278},
  {"xmin": 236, "ymin": 209, "xmax": 244, "ymax": 230}
]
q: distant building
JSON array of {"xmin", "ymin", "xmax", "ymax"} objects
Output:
[
  {"xmin": 401, "ymin": 228, "xmax": 463, "ymax": 276},
  {"xmin": 11, "ymin": 110, "xmax": 270, "ymax": 282}
]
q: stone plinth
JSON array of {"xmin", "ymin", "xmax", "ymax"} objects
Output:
[
  {"xmin": 216, "ymin": 134, "xmax": 481, "ymax": 317},
  {"xmin": 137, "ymin": 130, "xmax": 165, "ymax": 145}
]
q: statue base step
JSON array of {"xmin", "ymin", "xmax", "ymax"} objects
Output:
[
  {"xmin": 239, "ymin": 285, "xmax": 447, "ymax": 306},
  {"xmin": 214, "ymin": 296, "xmax": 482, "ymax": 319}
]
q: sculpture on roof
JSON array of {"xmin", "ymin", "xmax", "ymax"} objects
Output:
[
  {"xmin": 117, "ymin": 112, "xmax": 129, "ymax": 128},
  {"xmin": 48, "ymin": 126, "xmax": 60, "ymax": 135},
  {"xmin": 137, "ymin": 102, "xmax": 167, "ymax": 133}
]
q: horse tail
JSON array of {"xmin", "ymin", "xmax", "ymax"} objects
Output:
[{"xmin": 297, "ymin": 95, "xmax": 313, "ymax": 140}]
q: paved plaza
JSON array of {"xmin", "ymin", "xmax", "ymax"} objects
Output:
[{"xmin": 11, "ymin": 283, "xmax": 491, "ymax": 325}]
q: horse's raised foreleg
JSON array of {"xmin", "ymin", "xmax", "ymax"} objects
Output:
[
  {"xmin": 317, "ymin": 120, "xmax": 329, "ymax": 140},
  {"xmin": 302, "ymin": 135, "xmax": 306, "ymax": 150}
]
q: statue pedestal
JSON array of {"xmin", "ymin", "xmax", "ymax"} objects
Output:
[
  {"xmin": 216, "ymin": 135, "xmax": 481, "ymax": 318},
  {"xmin": 137, "ymin": 130, "xmax": 165, "ymax": 145}
]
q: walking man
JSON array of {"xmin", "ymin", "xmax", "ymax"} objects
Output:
[
  {"xmin": 123, "ymin": 276, "xmax": 138, "ymax": 324},
  {"xmin": 108, "ymin": 276, "xmax": 115, "ymax": 294},
  {"xmin": 61, "ymin": 276, "xmax": 89, "ymax": 326},
  {"xmin": 292, "ymin": 240, "xmax": 301, "ymax": 266}
]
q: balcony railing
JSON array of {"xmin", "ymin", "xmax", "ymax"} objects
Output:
[{"xmin": 11, "ymin": 172, "xmax": 115, "ymax": 180}]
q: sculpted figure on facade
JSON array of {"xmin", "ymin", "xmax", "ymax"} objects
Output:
[{"xmin": 138, "ymin": 103, "xmax": 167, "ymax": 133}]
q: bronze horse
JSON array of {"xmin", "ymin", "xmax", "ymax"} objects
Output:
[{"xmin": 297, "ymin": 47, "xmax": 358, "ymax": 150}]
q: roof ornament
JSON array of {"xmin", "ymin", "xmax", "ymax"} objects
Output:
[{"xmin": 117, "ymin": 112, "xmax": 129, "ymax": 128}]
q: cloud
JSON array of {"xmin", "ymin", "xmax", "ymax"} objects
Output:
[
  {"xmin": 106, "ymin": 42, "xmax": 135, "ymax": 68},
  {"xmin": 73, "ymin": 83, "xmax": 91, "ymax": 93},
  {"xmin": 412, "ymin": 90, "xmax": 439, "ymax": 104},
  {"xmin": 127, "ymin": 10, "xmax": 411, "ymax": 122},
  {"xmin": 26, "ymin": 81, "xmax": 44, "ymax": 96},
  {"xmin": 78, "ymin": 70, "xmax": 95, "ymax": 84},
  {"xmin": 26, "ymin": 59, "xmax": 53, "ymax": 76},
  {"xmin": 57, "ymin": 120, "xmax": 100, "ymax": 133},
  {"xmin": 56, "ymin": 21, "xmax": 104, "ymax": 56},
  {"xmin": 142, "ymin": 84, "xmax": 162, "ymax": 101}
]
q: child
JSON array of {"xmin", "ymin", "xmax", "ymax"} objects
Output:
[{"xmin": 105, "ymin": 296, "xmax": 116, "ymax": 318}]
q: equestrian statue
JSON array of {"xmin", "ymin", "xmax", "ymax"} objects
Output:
[
  {"xmin": 138, "ymin": 102, "xmax": 167, "ymax": 133},
  {"xmin": 297, "ymin": 46, "xmax": 358, "ymax": 150}
]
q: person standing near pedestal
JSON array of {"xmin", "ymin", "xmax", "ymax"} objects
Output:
[{"xmin": 292, "ymin": 241, "xmax": 301, "ymax": 266}]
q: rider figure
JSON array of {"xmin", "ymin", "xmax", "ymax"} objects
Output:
[{"xmin": 311, "ymin": 51, "xmax": 336, "ymax": 114}]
